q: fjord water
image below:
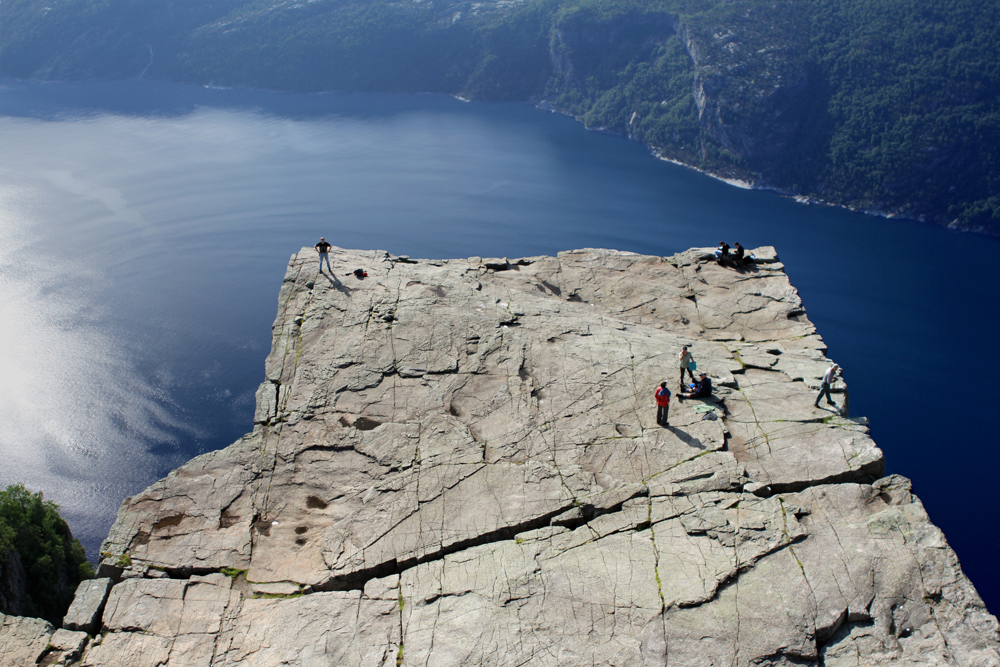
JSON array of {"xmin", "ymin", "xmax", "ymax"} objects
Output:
[{"xmin": 1, "ymin": 79, "xmax": 998, "ymax": 614}]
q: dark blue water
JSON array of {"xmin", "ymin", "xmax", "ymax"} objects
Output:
[{"xmin": 1, "ymin": 79, "xmax": 997, "ymax": 614}]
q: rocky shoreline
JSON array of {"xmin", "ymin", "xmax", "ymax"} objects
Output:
[{"xmin": 3, "ymin": 246, "xmax": 997, "ymax": 666}]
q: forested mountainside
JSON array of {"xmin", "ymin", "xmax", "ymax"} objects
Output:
[{"xmin": 3, "ymin": 0, "xmax": 999, "ymax": 235}]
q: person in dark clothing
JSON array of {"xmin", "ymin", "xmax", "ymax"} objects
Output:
[
  {"xmin": 716, "ymin": 242, "xmax": 730, "ymax": 265},
  {"xmin": 732, "ymin": 242, "xmax": 745, "ymax": 267},
  {"xmin": 679, "ymin": 373, "xmax": 712, "ymax": 401},
  {"xmin": 655, "ymin": 382, "xmax": 671, "ymax": 427},
  {"xmin": 315, "ymin": 237, "xmax": 332, "ymax": 273}
]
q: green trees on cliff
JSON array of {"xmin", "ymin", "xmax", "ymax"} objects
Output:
[
  {"xmin": 0, "ymin": 484, "xmax": 94, "ymax": 624},
  {"xmin": 1, "ymin": 0, "xmax": 999, "ymax": 233}
]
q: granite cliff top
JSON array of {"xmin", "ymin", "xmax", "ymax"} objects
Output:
[{"xmin": 3, "ymin": 246, "xmax": 998, "ymax": 666}]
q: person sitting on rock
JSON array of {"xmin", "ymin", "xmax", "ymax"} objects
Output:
[
  {"xmin": 679, "ymin": 373, "xmax": 712, "ymax": 401},
  {"xmin": 715, "ymin": 242, "xmax": 730, "ymax": 265},
  {"xmin": 732, "ymin": 242, "xmax": 745, "ymax": 267}
]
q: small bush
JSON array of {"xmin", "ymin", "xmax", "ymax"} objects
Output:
[{"xmin": 0, "ymin": 484, "xmax": 95, "ymax": 623}]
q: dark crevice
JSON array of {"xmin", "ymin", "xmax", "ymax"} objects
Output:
[
  {"xmin": 152, "ymin": 515, "xmax": 184, "ymax": 531},
  {"xmin": 744, "ymin": 650, "xmax": 818, "ymax": 666},
  {"xmin": 255, "ymin": 380, "xmax": 282, "ymax": 426},
  {"xmin": 670, "ymin": 471, "xmax": 717, "ymax": 485},
  {"xmin": 162, "ymin": 565, "xmax": 219, "ymax": 579},
  {"xmin": 314, "ymin": 489, "xmax": 649, "ymax": 593},
  {"xmin": 299, "ymin": 442, "xmax": 356, "ymax": 455},
  {"xmin": 219, "ymin": 506, "xmax": 241, "ymax": 529},
  {"xmin": 745, "ymin": 458, "xmax": 884, "ymax": 498},
  {"xmin": 421, "ymin": 591, "xmax": 464, "ymax": 606},
  {"xmin": 484, "ymin": 261, "xmax": 514, "ymax": 271},
  {"xmin": 352, "ymin": 416, "xmax": 382, "ymax": 431},
  {"xmin": 816, "ymin": 615, "xmax": 875, "ymax": 662}
]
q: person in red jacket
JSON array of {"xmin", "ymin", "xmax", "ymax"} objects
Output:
[{"xmin": 655, "ymin": 381, "xmax": 671, "ymax": 427}]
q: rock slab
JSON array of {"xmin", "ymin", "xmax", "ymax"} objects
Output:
[
  {"xmin": 62, "ymin": 578, "xmax": 113, "ymax": 635},
  {"xmin": 9, "ymin": 247, "xmax": 996, "ymax": 667}
]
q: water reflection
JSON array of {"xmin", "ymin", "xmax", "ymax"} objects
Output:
[
  {"xmin": 0, "ymin": 79, "xmax": 997, "ymax": 614},
  {"xmin": 0, "ymin": 180, "xmax": 194, "ymax": 548}
]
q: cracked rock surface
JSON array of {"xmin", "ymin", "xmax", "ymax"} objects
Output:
[{"xmin": 6, "ymin": 246, "xmax": 996, "ymax": 666}]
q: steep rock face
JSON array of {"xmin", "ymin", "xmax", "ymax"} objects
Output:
[
  {"xmin": 678, "ymin": 12, "xmax": 820, "ymax": 170},
  {"xmin": 0, "ymin": 549, "xmax": 28, "ymax": 617},
  {"xmin": 4, "ymin": 0, "xmax": 999, "ymax": 233},
  {"xmin": 3, "ymin": 247, "xmax": 997, "ymax": 666},
  {"xmin": 548, "ymin": 9, "xmax": 679, "ymax": 91}
]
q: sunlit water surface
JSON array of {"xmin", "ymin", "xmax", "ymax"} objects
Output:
[{"xmin": 1, "ymin": 79, "xmax": 997, "ymax": 613}]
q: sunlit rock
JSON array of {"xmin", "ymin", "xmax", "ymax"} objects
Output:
[{"xmin": 10, "ymin": 246, "xmax": 994, "ymax": 666}]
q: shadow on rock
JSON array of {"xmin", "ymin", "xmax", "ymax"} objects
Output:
[
  {"xmin": 667, "ymin": 426, "xmax": 706, "ymax": 449},
  {"xmin": 321, "ymin": 271, "xmax": 352, "ymax": 295}
]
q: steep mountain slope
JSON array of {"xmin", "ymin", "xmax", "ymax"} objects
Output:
[{"xmin": 3, "ymin": 0, "xmax": 999, "ymax": 234}]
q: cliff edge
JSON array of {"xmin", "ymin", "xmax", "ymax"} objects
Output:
[{"xmin": 4, "ymin": 247, "xmax": 998, "ymax": 666}]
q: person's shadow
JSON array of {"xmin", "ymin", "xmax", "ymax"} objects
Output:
[
  {"xmin": 664, "ymin": 425, "xmax": 706, "ymax": 449},
  {"xmin": 321, "ymin": 271, "xmax": 352, "ymax": 295},
  {"xmin": 816, "ymin": 403, "xmax": 849, "ymax": 418}
]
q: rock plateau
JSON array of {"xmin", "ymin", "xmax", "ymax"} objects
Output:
[{"xmin": 3, "ymin": 246, "xmax": 998, "ymax": 666}]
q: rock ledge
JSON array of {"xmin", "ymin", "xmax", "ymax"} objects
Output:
[{"xmin": 4, "ymin": 247, "xmax": 998, "ymax": 667}]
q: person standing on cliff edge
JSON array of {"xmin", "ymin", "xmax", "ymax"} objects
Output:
[
  {"xmin": 815, "ymin": 363, "xmax": 839, "ymax": 408},
  {"xmin": 678, "ymin": 346, "xmax": 696, "ymax": 388},
  {"xmin": 655, "ymin": 382, "xmax": 671, "ymax": 427},
  {"xmin": 315, "ymin": 237, "xmax": 332, "ymax": 273}
]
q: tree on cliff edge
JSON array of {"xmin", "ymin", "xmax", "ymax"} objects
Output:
[{"xmin": 0, "ymin": 484, "xmax": 94, "ymax": 624}]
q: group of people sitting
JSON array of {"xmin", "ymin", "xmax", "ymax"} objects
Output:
[
  {"xmin": 653, "ymin": 347, "xmax": 715, "ymax": 427},
  {"xmin": 676, "ymin": 346, "xmax": 711, "ymax": 400},
  {"xmin": 679, "ymin": 374, "xmax": 712, "ymax": 401},
  {"xmin": 715, "ymin": 242, "xmax": 750, "ymax": 267}
]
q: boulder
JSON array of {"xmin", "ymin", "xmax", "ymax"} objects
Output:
[
  {"xmin": 0, "ymin": 614, "xmax": 53, "ymax": 666},
  {"xmin": 63, "ymin": 577, "xmax": 113, "ymax": 634},
  {"xmin": 45, "ymin": 628, "xmax": 90, "ymax": 664}
]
